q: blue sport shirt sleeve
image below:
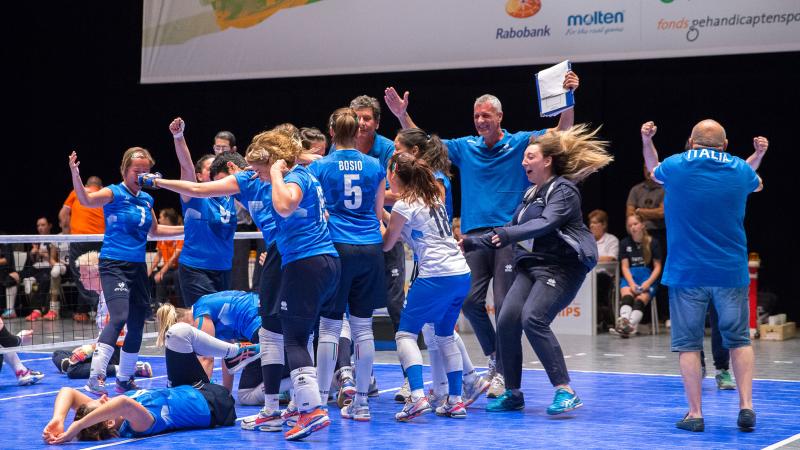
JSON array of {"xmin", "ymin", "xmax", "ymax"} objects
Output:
[
  {"xmin": 442, "ymin": 137, "xmax": 465, "ymax": 167},
  {"xmin": 653, "ymin": 155, "xmax": 676, "ymax": 184},
  {"xmin": 496, "ymin": 185, "xmax": 579, "ymax": 244}
]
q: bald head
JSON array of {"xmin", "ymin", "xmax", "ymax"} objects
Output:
[{"xmin": 690, "ymin": 119, "xmax": 727, "ymax": 149}]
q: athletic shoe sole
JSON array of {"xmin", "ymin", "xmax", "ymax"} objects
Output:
[
  {"xmin": 547, "ymin": 401, "xmax": 584, "ymax": 415},
  {"xmin": 395, "ymin": 405, "xmax": 432, "ymax": 422},
  {"xmin": 226, "ymin": 349, "xmax": 266, "ymax": 373},
  {"xmin": 285, "ymin": 415, "xmax": 330, "ymax": 441},
  {"xmin": 240, "ymin": 415, "xmax": 282, "ymax": 432}
]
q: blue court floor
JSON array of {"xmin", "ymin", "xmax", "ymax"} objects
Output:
[{"xmin": 2, "ymin": 352, "xmax": 799, "ymax": 449}]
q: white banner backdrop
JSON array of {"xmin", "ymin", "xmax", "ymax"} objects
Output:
[{"xmin": 141, "ymin": 0, "xmax": 800, "ymax": 84}]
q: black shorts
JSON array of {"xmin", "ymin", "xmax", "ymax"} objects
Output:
[
  {"xmin": 279, "ymin": 254, "xmax": 341, "ymax": 321},
  {"xmin": 198, "ymin": 383, "xmax": 236, "ymax": 427},
  {"xmin": 178, "ymin": 264, "xmax": 231, "ymax": 307},
  {"xmin": 258, "ymin": 243, "xmax": 283, "ymax": 332},
  {"xmin": 324, "ymin": 243, "xmax": 385, "ymax": 319},
  {"xmin": 99, "ymin": 259, "xmax": 149, "ymax": 306}
]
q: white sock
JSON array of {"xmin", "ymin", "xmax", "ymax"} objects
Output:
[
  {"xmin": 5, "ymin": 286, "xmax": 17, "ymax": 310},
  {"xmin": 291, "ymin": 367, "xmax": 322, "ymax": 413},
  {"xmin": 630, "ymin": 310, "xmax": 644, "ymax": 327},
  {"xmin": 4, "ymin": 351, "xmax": 25, "ymax": 373},
  {"xmin": 350, "ymin": 316, "xmax": 374, "ymax": 405},
  {"xmin": 315, "ymin": 317, "xmax": 342, "ymax": 399},
  {"xmin": 117, "ymin": 349, "xmax": 138, "ymax": 379},
  {"xmin": 264, "ymin": 393, "xmax": 279, "ymax": 412},
  {"xmin": 410, "ymin": 388, "xmax": 425, "ymax": 401},
  {"xmin": 454, "ymin": 332, "xmax": 477, "ymax": 383},
  {"xmin": 620, "ymin": 305, "xmax": 632, "ymax": 320},
  {"xmin": 89, "ymin": 342, "xmax": 115, "ymax": 379}
]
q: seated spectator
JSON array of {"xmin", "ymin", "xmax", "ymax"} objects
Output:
[
  {"xmin": 587, "ymin": 209, "xmax": 618, "ymax": 329},
  {"xmin": 47, "ymin": 222, "xmax": 71, "ymax": 321},
  {"xmin": 615, "ymin": 213, "xmax": 663, "ymax": 337},
  {"xmin": 1, "ymin": 232, "xmax": 21, "ymax": 318},
  {"xmin": 149, "ymin": 208, "xmax": 183, "ymax": 308},
  {"xmin": 21, "ymin": 217, "xmax": 57, "ymax": 321},
  {"xmin": 59, "ymin": 175, "xmax": 105, "ymax": 323},
  {"xmin": 51, "ymin": 251, "xmax": 152, "ymax": 380}
]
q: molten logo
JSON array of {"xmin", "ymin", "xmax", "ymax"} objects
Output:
[{"xmin": 505, "ymin": 0, "xmax": 541, "ymax": 19}]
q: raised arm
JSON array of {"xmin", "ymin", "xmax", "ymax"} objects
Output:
[
  {"xmin": 553, "ymin": 71, "xmax": 579, "ymax": 132},
  {"xmin": 170, "ymin": 118, "xmax": 198, "ymax": 203},
  {"xmin": 640, "ymin": 121, "xmax": 661, "ymax": 180},
  {"xmin": 384, "ymin": 87, "xmax": 418, "ymax": 130},
  {"xmin": 68, "ymin": 152, "xmax": 113, "ymax": 208},
  {"xmin": 746, "ymin": 136, "xmax": 768, "ymax": 171}
]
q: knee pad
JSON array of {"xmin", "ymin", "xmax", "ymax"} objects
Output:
[
  {"xmin": 259, "ymin": 327, "xmax": 285, "ymax": 366},
  {"xmin": 633, "ymin": 299, "xmax": 646, "ymax": 312},
  {"xmin": 349, "ymin": 316, "xmax": 373, "ymax": 344},
  {"xmin": 237, "ymin": 384, "xmax": 265, "ymax": 406},
  {"xmin": 164, "ymin": 322, "xmax": 194, "ymax": 353},
  {"xmin": 395, "ymin": 331, "xmax": 422, "ymax": 369},
  {"xmin": 318, "ymin": 317, "xmax": 342, "ymax": 345},
  {"xmin": 621, "ymin": 295, "xmax": 634, "ymax": 308},
  {"xmin": 435, "ymin": 334, "xmax": 461, "ymax": 374},
  {"xmin": 340, "ymin": 316, "xmax": 352, "ymax": 341},
  {"xmin": 420, "ymin": 323, "xmax": 437, "ymax": 350}
]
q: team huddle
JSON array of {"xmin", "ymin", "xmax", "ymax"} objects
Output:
[{"xmin": 35, "ymin": 68, "xmax": 765, "ymax": 443}]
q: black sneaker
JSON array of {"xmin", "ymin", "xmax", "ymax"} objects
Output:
[
  {"xmin": 676, "ymin": 414, "xmax": 704, "ymax": 432},
  {"xmin": 737, "ymin": 409, "xmax": 756, "ymax": 430}
]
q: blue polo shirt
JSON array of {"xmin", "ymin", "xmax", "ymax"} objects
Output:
[
  {"xmin": 444, "ymin": 129, "xmax": 545, "ymax": 233},
  {"xmin": 654, "ymin": 148, "xmax": 759, "ymax": 287}
]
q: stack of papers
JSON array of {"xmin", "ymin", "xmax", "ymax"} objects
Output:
[{"xmin": 535, "ymin": 60, "xmax": 575, "ymax": 117}]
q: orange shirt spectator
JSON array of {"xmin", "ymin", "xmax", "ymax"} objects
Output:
[
  {"xmin": 60, "ymin": 177, "xmax": 105, "ymax": 234},
  {"xmin": 156, "ymin": 240, "xmax": 183, "ymax": 270}
]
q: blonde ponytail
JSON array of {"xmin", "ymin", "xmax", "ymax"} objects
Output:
[
  {"xmin": 156, "ymin": 304, "xmax": 178, "ymax": 347},
  {"xmin": 533, "ymin": 124, "xmax": 613, "ymax": 183}
]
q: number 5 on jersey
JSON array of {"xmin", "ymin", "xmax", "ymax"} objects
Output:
[{"xmin": 344, "ymin": 174, "xmax": 362, "ymax": 209}]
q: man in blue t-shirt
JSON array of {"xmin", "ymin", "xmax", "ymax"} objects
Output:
[
  {"xmin": 642, "ymin": 119, "xmax": 768, "ymax": 433},
  {"xmin": 383, "ymin": 71, "xmax": 579, "ymax": 396}
]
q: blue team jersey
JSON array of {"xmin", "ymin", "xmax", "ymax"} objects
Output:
[
  {"xmin": 308, "ymin": 149, "xmax": 385, "ymax": 245},
  {"xmin": 444, "ymin": 129, "xmax": 545, "ymax": 233},
  {"xmin": 654, "ymin": 149, "xmax": 760, "ymax": 287},
  {"xmin": 118, "ymin": 385, "xmax": 211, "ymax": 437},
  {"xmin": 331, "ymin": 133, "xmax": 395, "ymax": 211},
  {"xmin": 434, "ymin": 170, "xmax": 453, "ymax": 224},
  {"xmin": 234, "ymin": 171, "xmax": 277, "ymax": 245},
  {"xmin": 272, "ymin": 165, "xmax": 338, "ymax": 266},
  {"xmin": 179, "ymin": 195, "xmax": 237, "ymax": 271},
  {"xmin": 100, "ymin": 183, "xmax": 154, "ymax": 263},
  {"xmin": 192, "ymin": 290, "xmax": 261, "ymax": 341}
]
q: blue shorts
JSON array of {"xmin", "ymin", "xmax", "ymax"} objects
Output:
[
  {"xmin": 399, "ymin": 273, "xmax": 471, "ymax": 336},
  {"xmin": 669, "ymin": 286, "xmax": 750, "ymax": 352},
  {"xmin": 620, "ymin": 266, "xmax": 658, "ymax": 298},
  {"xmin": 178, "ymin": 264, "xmax": 231, "ymax": 307}
]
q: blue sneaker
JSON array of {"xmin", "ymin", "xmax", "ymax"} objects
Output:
[
  {"xmin": 546, "ymin": 387, "xmax": 583, "ymax": 415},
  {"xmin": 486, "ymin": 389, "xmax": 525, "ymax": 412}
]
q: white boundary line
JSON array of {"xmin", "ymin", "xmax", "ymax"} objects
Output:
[
  {"xmin": 80, "ymin": 434, "xmax": 167, "ymax": 450},
  {"xmin": 762, "ymin": 432, "xmax": 800, "ymax": 450}
]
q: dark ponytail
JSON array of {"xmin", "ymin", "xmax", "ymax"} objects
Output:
[
  {"xmin": 396, "ymin": 128, "xmax": 451, "ymax": 177},
  {"xmin": 389, "ymin": 152, "xmax": 440, "ymax": 208}
]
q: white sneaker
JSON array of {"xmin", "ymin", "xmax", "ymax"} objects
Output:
[
  {"xmin": 427, "ymin": 389, "xmax": 447, "ymax": 409},
  {"xmin": 463, "ymin": 375, "xmax": 490, "ymax": 407},
  {"xmin": 435, "ymin": 397, "xmax": 467, "ymax": 419},
  {"xmin": 240, "ymin": 407, "xmax": 282, "ymax": 432},
  {"xmin": 341, "ymin": 400, "xmax": 370, "ymax": 422},
  {"xmin": 487, "ymin": 374, "xmax": 505, "ymax": 399},
  {"xmin": 395, "ymin": 377, "xmax": 410, "ymax": 403},
  {"xmin": 16, "ymin": 368, "xmax": 44, "ymax": 386}
]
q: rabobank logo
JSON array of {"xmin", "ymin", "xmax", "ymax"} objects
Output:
[
  {"xmin": 505, "ymin": 0, "xmax": 541, "ymax": 19},
  {"xmin": 566, "ymin": 10, "xmax": 625, "ymax": 36},
  {"xmin": 498, "ymin": 0, "xmax": 549, "ymax": 40}
]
